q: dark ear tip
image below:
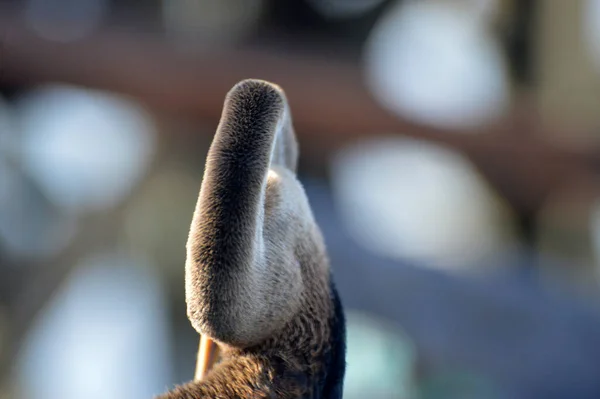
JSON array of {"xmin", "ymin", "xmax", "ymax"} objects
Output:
[
  {"xmin": 232, "ymin": 78, "xmax": 284, "ymax": 92},
  {"xmin": 227, "ymin": 79, "xmax": 287, "ymax": 105}
]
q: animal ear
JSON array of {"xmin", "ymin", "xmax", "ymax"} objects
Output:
[
  {"xmin": 186, "ymin": 79, "xmax": 306, "ymax": 348},
  {"xmin": 269, "ymin": 95, "xmax": 299, "ymax": 173}
]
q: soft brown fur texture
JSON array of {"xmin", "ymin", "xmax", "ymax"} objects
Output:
[{"xmin": 156, "ymin": 80, "xmax": 345, "ymax": 398}]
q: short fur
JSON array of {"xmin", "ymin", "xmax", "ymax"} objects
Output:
[{"xmin": 156, "ymin": 79, "xmax": 346, "ymax": 398}]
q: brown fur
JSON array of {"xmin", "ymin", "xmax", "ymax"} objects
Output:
[{"xmin": 156, "ymin": 80, "xmax": 343, "ymax": 398}]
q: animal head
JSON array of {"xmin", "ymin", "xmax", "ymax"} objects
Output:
[
  {"xmin": 158, "ymin": 79, "xmax": 346, "ymax": 399},
  {"xmin": 185, "ymin": 79, "xmax": 330, "ymax": 347}
]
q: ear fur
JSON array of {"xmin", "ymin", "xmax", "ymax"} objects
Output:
[{"xmin": 185, "ymin": 79, "xmax": 322, "ymax": 347}]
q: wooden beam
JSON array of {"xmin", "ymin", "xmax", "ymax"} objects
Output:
[{"xmin": 0, "ymin": 9, "xmax": 598, "ymax": 212}]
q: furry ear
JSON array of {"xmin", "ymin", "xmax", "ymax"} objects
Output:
[
  {"xmin": 185, "ymin": 79, "xmax": 307, "ymax": 347},
  {"xmin": 270, "ymin": 97, "xmax": 298, "ymax": 172}
]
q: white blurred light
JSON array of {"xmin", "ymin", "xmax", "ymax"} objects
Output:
[
  {"xmin": 584, "ymin": 0, "xmax": 600, "ymax": 70},
  {"xmin": 25, "ymin": 0, "xmax": 108, "ymax": 42},
  {"xmin": 306, "ymin": 0, "xmax": 386, "ymax": 19},
  {"xmin": 331, "ymin": 137, "xmax": 512, "ymax": 270},
  {"xmin": 0, "ymin": 163, "xmax": 77, "ymax": 261},
  {"xmin": 16, "ymin": 85, "xmax": 156, "ymax": 213},
  {"xmin": 343, "ymin": 312, "xmax": 415, "ymax": 399},
  {"xmin": 17, "ymin": 253, "xmax": 173, "ymax": 399},
  {"xmin": 364, "ymin": 0, "xmax": 508, "ymax": 129},
  {"xmin": 162, "ymin": 0, "xmax": 264, "ymax": 45},
  {"xmin": 0, "ymin": 95, "xmax": 76, "ymax": 260}
]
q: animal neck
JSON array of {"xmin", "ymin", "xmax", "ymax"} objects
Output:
[{"xmin": 158, "ymin": 279, "xmax": 346, "ymax": 399}]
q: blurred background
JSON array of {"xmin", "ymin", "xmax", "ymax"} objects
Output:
[{"xmin": 2, "ymin": 0, "xmax": 600, "ymax": 398}]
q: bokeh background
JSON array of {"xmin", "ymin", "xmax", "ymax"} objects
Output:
[{"xmin": 2, "ymin": 0, "xmax": 600, "ymax": 398}]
